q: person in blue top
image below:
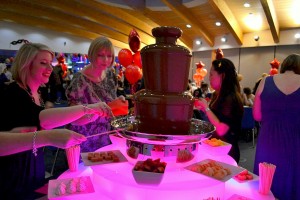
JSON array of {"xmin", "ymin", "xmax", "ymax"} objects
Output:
[{"xmin": 253, "ymin": 53, "xmax": 300, "ymax": 200}]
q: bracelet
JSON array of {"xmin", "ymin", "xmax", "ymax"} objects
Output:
[
  {"xmin": 32, "ymin": 131, "xmax": 38, "ymax": 157},
  {"xmin": 205, "ymin": 107, "xmax": 211, "ymax": 112},
  {"xmin": 86, "ymin": 114, "xmax": 92, "ymax": 121},
  {"xmin": 82, "ymin": 104, "xmax": 89, "ymax": 115},
  {"xmin": 83, "ymin": 104, "xmax": 92, "ymax": 121}
]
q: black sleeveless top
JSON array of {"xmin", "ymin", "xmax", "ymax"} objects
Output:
[{"xmin": 0, "ymin": 82, "xmax": 44, "ymax": 199}]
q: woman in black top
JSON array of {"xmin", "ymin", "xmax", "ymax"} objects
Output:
[
  {"xmin": 0, "ymin": 43, "xmax": 112, "ymax": 199},
  {"xmin": 194, "ymin": 58, "xmax": 244, "ymax": 163}
]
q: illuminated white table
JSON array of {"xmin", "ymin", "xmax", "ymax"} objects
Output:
[{"xmin": 57, "ymin": 136, "xmax": 275, "ymax": 200}]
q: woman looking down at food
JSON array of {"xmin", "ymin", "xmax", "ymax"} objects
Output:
[
  {"xmin": 194, "ymin": 58, "xmax": 244, "ymax": 163},
  {"xmin": 66, "ymin": 36, "xmax": 128, "ymax": 153}
]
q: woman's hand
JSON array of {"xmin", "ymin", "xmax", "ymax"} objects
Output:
[
  {"xmin": 194, "ymin": 98, "xmax": 209, "ymax": 112},
  {"xmin": 45, "ymin": 129, "xmax": 86, "ymax": 149},
  {"xmin": 85, "ymin": 102, "xmax": 113, "ymax": 117}
]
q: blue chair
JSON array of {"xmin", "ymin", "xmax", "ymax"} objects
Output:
[{"xmin": 241, "ymin": 106, "xmax": 256, "ymax": 148}]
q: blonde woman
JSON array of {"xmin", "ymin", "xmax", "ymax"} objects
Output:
[
  {"xmin": 66, "ymin": 36, "xmax": 127, "ymax": 152},
  {"xmin": 0, "ymin": 43, "xmax": 106, "ymax": 199}
]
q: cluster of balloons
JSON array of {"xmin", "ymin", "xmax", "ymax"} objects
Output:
[
  {"xmin": 193, "ymin": 48, "xmax": 224, "ymax": 86},
  {"xmin": 269, "ymin": 58, "xmax": 280, "ymax": 75},
  {"xmin": 117, "ymin": 29, "xmax": 143, "ymax": 85},
  {"xmin": 193, "ymin": 61, "xmax": 207, "ymax": 86}
]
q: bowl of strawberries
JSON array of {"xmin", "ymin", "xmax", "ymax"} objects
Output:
[{"xmin": 132, "ymin": 158, "xmax": 167, "ymax": 185}]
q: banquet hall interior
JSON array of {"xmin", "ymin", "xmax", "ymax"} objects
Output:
[{"xmin": 1, "ymin": 0, "xmax": 300, "ymax": 200}]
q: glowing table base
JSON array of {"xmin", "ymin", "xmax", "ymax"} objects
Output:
[{"xmin": 57, "ymin": 137, "xmax": 275, "ymax": 200}]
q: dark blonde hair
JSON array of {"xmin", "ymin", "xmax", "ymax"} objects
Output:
[
  {"xmin": 12, "ymin": 43, "xmax": 54, "ymax": 87},
  {"xmin": 88, "ymin": 37, "xmax": 115, "ymax": 67},
  {"xmin": 280, "ymin": 54, "xmax": 300, "ymax": 74}
]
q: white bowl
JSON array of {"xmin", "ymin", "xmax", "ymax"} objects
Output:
[
  {"xmin": 200, "ymin": 139, "xmax": 232, "ymax": 156},
  {"xmin": 132, "ymin": 161, "xmax": 166, "ymax": 185}
]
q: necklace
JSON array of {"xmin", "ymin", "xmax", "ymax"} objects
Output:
[{"xmin": 24, "ymin": 85, "xmax": 45, "ymax": 108}]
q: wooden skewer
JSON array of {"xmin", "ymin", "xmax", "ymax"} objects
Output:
[{"xmin": 86, "ymin": 129, "xmax": 124, "ymax": 138}]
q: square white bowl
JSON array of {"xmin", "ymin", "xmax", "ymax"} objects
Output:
[
  {"xmin": 201, "ymin": 139, "xmax": 232, "ymax": 156},
  {"xmin": 132, "ymin": 161, "xmax": 165, "ymax": 185}
]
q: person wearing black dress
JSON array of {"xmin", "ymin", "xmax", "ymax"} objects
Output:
[{"xmin": 194, "ymin": 58, "xmax": 244, "ymax": 163}]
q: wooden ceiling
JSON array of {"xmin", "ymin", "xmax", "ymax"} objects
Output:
[{"xmin": 1, "ymin": 0, "xmax": 299, "ymax": 51}]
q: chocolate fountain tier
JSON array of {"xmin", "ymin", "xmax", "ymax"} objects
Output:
[
  {"xmin": 134, "ymin": 89, "xmax": 194, "ymax": 135},
  {"xmin": 111, "ymin": 116, "xmax": 216, "ymax": 146},
  {"xmin": 140, "ymin": 26, "xmax": 191, "ymax": 93}
]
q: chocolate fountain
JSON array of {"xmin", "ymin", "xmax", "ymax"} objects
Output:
[
  {"xmin": 134, "ymin": 26, "xmax": 193, "ymax": 135},
  {"xmin": 112, "ymin": 26, "xmax": 215, "ymax": 157}
]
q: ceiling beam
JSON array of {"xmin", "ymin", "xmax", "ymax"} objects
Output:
[
  {"xmin": 80, "ymin": 0, "xmax": 156, "ymax": 45},
  {"xmin": 84, "ymin": 0, "xmax": 155, "ymax": 37},
  {"xmin": 0, "ymin": 10, "xmax": 129, "ymax": 50},
  {"xmin": 260, "ymin": 0, "xmax": 279, "ymax": 43},
  {"xmin": 0, "ymin": 1, "xmax": 130, "ymax": 44},
  {"xmin": 208, "ymin": 0, "xmax": 243, "ymax": 45},
  {"xmin": 25, "ymin": 0, "xmax": 154, "ymax": 46},
  {"xmin": 161, "ymin": 0, "xmax": 214, "ymax": 47},
  {"xmin": 120, "ymin": 0, "xmax": 192, "ymax": 49}
]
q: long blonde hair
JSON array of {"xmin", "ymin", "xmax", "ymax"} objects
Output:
[{"xmin": 11, "ymin": 43, "xmax": 54, "ymax": 88}]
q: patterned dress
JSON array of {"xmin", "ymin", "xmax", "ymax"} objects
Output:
[
  {"xmin": 253, "ymin": 76, "xmax": 300, "ymax": 200},
  {"xmin": 66, "ymin": 69, "xmax": 117, "ymax": 152}
]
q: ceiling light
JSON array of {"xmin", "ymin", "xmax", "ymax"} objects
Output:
[
  {"xmin": 186, "ymin": 24, "xmax": 192, "ymax": 28},
  {"xmin": 244, "ymin": 13, "xmax": 263, "ymax": 30},
  {"xmin": 221, "ymin": 37, "xmax": 227, "ymax": 42},
  {"xmin": 195, "ymin": 40, "xmax": 202, "ymax": 45},
  {"xmin": 254, "ymin": 35, "xmax": 260, "ymax": 41},
  {"xmin": 295, "ymin": 33, "xmax": 300, "ymax": 39},
  {"xmin": 215, "ymin": 21, "xmax": 221, "ymax": 26},
  {"xmin": 244, "ymin": 3, "xmax": 251, "ymax": 8}
]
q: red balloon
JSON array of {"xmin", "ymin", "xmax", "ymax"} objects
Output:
[
  {"xmin": 125, "ymin": 64, "xmax": 142, "ymax": 85},
  {"xmin": 133, "ymin": 51, "xmax": 142, "ymax": 68},
  {"xmin": 129, "ymin": 29, "xmax": 141, "ymax": 53},
  {"xmin": 57, "ymin": 55, "xmax": 65, "ymax": 64},
  {"xmin": 196, "ymin": 68, "xmax": 202, "ymax": 74},
  {"xmin": 118, "ymin": 48, "xmax": 133, "ymax": 67},
  {"xmin": 199, "ymin": 68, "xmax": 207, "ymax": 77},
  {"xmin": 269, "ymin": 68, "xmax": 278, "ymax": 75},
  {"xmin": 193, "ymin": 73, "xmax": 202, "ymax": 82},
  {"xmin": 270, "ymin": 58, "xmax": 280, "ymax": 69},
  {"xmin": 196, "ymin": 61, "xmax": 205, "ymax": 69},
  {"xmin": 61, "ymin": 64, "xmax": 67, "ymax": 71},
  {"xmin": 62, "ymin": 70, "xmax": 67, "ymax": 78}
]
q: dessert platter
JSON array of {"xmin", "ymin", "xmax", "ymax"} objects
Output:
[{"xmin": 52, "ymin": 26, "xmax": 274, "ymax": 200}]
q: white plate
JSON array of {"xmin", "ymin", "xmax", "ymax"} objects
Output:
[
  {"xmin": 48, "ymin": 176, "xmax": 94, "ymax": 199},
  {"xmin": 201, "ymin": 138, "xmax": 232, "ymax": 156},
  {"xmin": 227, "ymin": 194, "xmax": 254, "ymax": 200},
  {"xmin": 81, "ymin": 150, "xmax": 128, "ymax": 166},
  {"xmin": 233, "ymin": 169, "xmax": 258, "ymax": 183},
  {"xmin": 185, "ymin": 159, "xmax": 244, "ymax": 182}
]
